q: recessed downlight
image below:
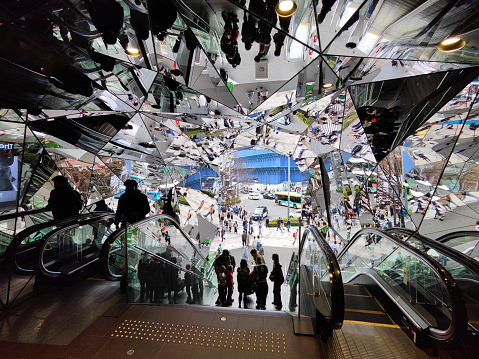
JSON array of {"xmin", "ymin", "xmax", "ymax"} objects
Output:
[
  {"xmin": 125, "ymin": 46, "xmax": 140, "ymax": 57},
  {"xmin": 437, "ymin": 37, "xmax": 465, "ymax": 52},
  {"xmin": 276, "ymin": 0, "xmax": 297, "ymax": 17}
]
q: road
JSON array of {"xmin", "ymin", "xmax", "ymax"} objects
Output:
[{"xmin": 238, "ymin": 195, "xmax": 296, "ymax": 221}]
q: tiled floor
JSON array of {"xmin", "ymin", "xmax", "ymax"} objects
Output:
[
  {"xmin": 327, "ymin": 322, "xmax": 433, "ymax": 359},
  {"xmin": 0, "ymin": 303, "xmax": 323, "ymax": 359}
]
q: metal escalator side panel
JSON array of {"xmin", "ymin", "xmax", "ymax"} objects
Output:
[
  {"xmin": 299, "ymin": 225, "xmax": 344, "ymax": 331},
  {"xmin": 337, "ymin": 228, "xmax": 467, "ymax": 343}
]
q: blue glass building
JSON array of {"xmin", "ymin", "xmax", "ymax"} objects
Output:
[{"xmin": 235, "ymin": 150, "xmax": 305, "ymax": 184}]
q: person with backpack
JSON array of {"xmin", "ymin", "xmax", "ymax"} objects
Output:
[
  {"xmin": 205, "ymin": 204, "xmax": 215, "ymax": 220},
  {"xmin": 270, "ymin": 253, "xmax": 284, "ymax": 310},
  {"xmin": 237, "ymin": 259, "xmax": 251, "ymax": 308},
  {"xmin": 185, "ymin": 210, "xmax": 192, "ymax": 225},
  {"xmin": 252, "ymin": 256, "xmax": 268, "ymax": 310}
]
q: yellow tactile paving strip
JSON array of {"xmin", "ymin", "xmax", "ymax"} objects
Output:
[{"xmin": 111, "ymin": 320, "xmax": 288, "ymax": 354}]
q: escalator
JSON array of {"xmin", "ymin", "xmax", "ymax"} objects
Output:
[
  {"xmin": 436, "ymin": 231, "xmax": 479, "ymax": 262},
  {"xmin": 5, "ymin": 212, "xmax": 115, "ymax": 275},
  {"xmin": 100, "ymin": 214, "xmax": 216, "ymax": 305},
  {"xmin": 35, "ymin": 212, "xmax": 116, "ymax": 278},
  {"xmin": 0, "ymin": 208, "xmax": 52, "ymax": 265},
  {"xmin": 386, "ymin": 228, "xmax": 479, "ymax": 338},
  {"xmin": 299, "ymin": 225, "xmax": 468, "ymax": 348}
]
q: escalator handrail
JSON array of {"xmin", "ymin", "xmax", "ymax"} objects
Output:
[
  {"xmin": 302, "ymin": 225, "xmax": 344, "ymax": 330},
  {"xmin": 36, "ymin": 213, "xmax": 116, "ymax": 277},
  {"xmin": 436, "ymin": 230, "xmax": 479, "ymax": 245},
  {"xmin": 4, "ymin": 211, "xmax": 114, "ymax": 271},
  {"xmin": 99, "ymin": 214, "xmax": 208, "ymax": 280},
  {"xmin": 0, "ymin": 207, "xmax": 50, "ymax": 222},
  {"xmin": 386, "ymin": 228, "xmax": 479, "ymax": 277},
  {"xmin": 338, "ymin": 228, "xmax": 468, "ymax": 343}
]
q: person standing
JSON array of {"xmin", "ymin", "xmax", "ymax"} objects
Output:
[
  {"xmin": 242, "ymin": 230, "xmax": 248, "ymax": 247},
  {"xmin": 250, "ymin": 248, "xmax": 265, "ymax": 264},
  {"xmin": 225, "ymin": 264, "xmax": 234, "ymax": 306},
  {"xmin": 185, "ymin": 210, "xmax": 192, "ymax": 225},
  {"xmin": 277, "ymin": 217, "xmax": 282, "ymax": 231},
  {"xmin": 237, "ymin": 259, "xmax": 251, "ymax": 308},
  {"xmin": 256, "ymin": 235, "xmax": 261, "ymax": 252},
  {"xmin": 270, "ymin": 253, "xmax": 284, "ymax": 310},
  {"xmin": 265, "ymin": 217, "xmax": 269, "ymax": 228},
  {"xmin": 292, "ymin": 229, "xmax": 298, "ymax": 245},
  {"xmin": 115, "ymin": 179, "xmax": 150, "ymax": 227},
  {"xmin": 185, "ymin": 264, "xmax": 193, "ymax": 304},
  {"xmin": 258, "ymin": 221, "xmax": 263, "ymax": 235},
  {"xmin": 45, "ymin": 175, "xmax": 83, "ymax": 221},
  {"xmin": 286, "ymin": 218, "xmax": 291, "ymax": 232},
  {"xmin": 221, "ymin": 227, "xmax": 225, "ymax": 242},
  {"xmin": 252, "ymin": 256, "xmax": 268, "ymax": 310},
  {"xmin": 234, "ymin": 221, "xmax": 238, "ymax": 233}
]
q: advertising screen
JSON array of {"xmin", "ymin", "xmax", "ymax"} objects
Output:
[{"xmin": 0, "ymin": 144, "xmax": 19, "ymax": 210}]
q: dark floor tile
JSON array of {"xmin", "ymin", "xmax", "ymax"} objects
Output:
[
  {"xmin": 156, "ymin": 343, "xmax": 191, "ymax": 359},
  {"xmin": 300, "ymin": 335, "xmax": 322, "ymax": 357},
  {"xmin": 119, "ymin": 306, "xmax": 148, "ymax": 321},
  {"xmin": 187, "ymin": 310, "xmax": 214, "ymax": 327},
  {"xmin": 65, "ymin": 335, "xmax": 106, "ymax": 359},
  {"xmin": 127, "ymin": 340, "xmax": 163, "ymax": 358},
  {"xmin": 263, "ymin": 316, "xmax": 293, "ymax": 334},
  {"xmin": 236, "ymin": 315, "xmax": 264, "ymax": 332},
  {"xmin": 211, "ymin": 312, "xmax": 239, "ymax": 329},
  {"xmin": 91, "ymin": 337, "xmax": 136, "ymax": 359},
  {"xmin": 80, "ymin": 317, "xmax": 121, "ymax": 338}
]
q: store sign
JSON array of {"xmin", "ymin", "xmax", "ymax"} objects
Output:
[{"xmin": 0, "ymin": 143, "xmax": 13, "ymax": 150}]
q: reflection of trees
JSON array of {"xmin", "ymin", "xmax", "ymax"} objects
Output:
[{"xmin": 376, "ymin": 150, "xmax": 405, "ymax": 226}]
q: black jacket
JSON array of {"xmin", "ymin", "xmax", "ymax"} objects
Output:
[{"xmin": 115, "ymin": 190, "xmax": 150, "ymax": 226}]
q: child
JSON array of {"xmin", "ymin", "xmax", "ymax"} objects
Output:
[{"xmin": 225, "ymin": 264, "xmax": 234, "ymax": 306}]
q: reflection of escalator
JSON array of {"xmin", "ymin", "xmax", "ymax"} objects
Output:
[
  {"xmin": 0, "ymin": 208, "xmax": 52, "ymax": 264},
  {"xmin": 100, "ymin": 214, "xmax": 216, "ymax": 305},
  {"xmin": 436, "ymin": 231, "xmax": 479, "ymax": 262},
  {"xmin": 5, "ymin": 212, "xmax": 113, "ymax": 275},
  {"xmin": 35, "ymin": 212, "xmax": 116, "ymax": 277},
  {"xmin": 300, "ymin": 226, "xmax": 468, "ymax": 348}
]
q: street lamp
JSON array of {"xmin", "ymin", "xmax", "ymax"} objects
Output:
[{"xmin": 287, "ymin": 152, "xmax": 291, "ymax": 219}]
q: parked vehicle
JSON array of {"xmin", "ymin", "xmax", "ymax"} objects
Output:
[{"xmin": 248, "ymin": 191, "xmax": 260, "ymax": 200}]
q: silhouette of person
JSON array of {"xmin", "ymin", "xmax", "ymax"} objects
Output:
[
  {"xmin": 45, "ymin": 175, "xmax": 82, "ymax": 221},
  {"xmin": 115, "ymin": 179, "xmax": 150, "ymax": 227}
]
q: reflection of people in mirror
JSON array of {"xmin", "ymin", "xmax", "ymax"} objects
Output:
[{"xmin": 0, "ymin": 152, "xmax": 15, "ymax": 191}]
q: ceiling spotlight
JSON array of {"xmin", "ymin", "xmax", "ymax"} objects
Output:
[
  {"xmin": 125, "ymin": 46, "xmax": 141, "ymax": 57},
  {"xmin": 437, "ymin": 37, "xmax": 466, "ymax": 52},
  {"xmin": 276, "ymin": 0, "xmax": 297, "ymax": 18},
  {"xmin": 322, "ymin": 83, "xmax": 334, "ymax": 89}
]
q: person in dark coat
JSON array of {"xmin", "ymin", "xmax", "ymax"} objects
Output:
[
  {"xmin": 137, "ymin": 253, "xmax": 150, "ymax": 303},
  {"xmin": 45, "ymin": 175, "xmax": 82, "ymax": 221},
  {"xmin": 115, "ymin": 179, "xmax": 150, "ymax": 227},
  {"xmin": 252, "ymin": 256, "xmax": 268, "ymax": 310},
  {"xmin": 164, "ymin": 256, "xmax": 179, "ymax": 304},
  {"xmin": 237, "ymin": 259, "xmax": 251, "ymax": 308},
  {"xmin": 270, "ymin": 253, "xmax": 284, "ymax": 310},
  {"xmin": 148, "ymin": 257, "xmax": 164, "ymax": 303}
]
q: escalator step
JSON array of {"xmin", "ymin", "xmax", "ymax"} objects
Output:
[
  {"xmin": 344, "ymin": 309, "xmax": 395, "ymax": 325},
  {"xmin": 345, "ymin": 295, "xmax": 383, "ymax": 312},
  {"xmin": 343, "ymin": 284, "xmax": 370, "ymax": 296}
]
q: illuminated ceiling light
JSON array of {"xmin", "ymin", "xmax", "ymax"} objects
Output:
[
  {"xmin": 125, "ymin": 46, "xmax": 141, "ymax": 57},
  {"xmin": 437, "ymin": 37, "xmax": 465, "ymax": 52},
  {"xmin": 322, "ymin": 83, "xmax": 334, "ymax": 89},
  {"xmin": 276, "ymin": 0, "xmax": 297, "ymax": 18}
]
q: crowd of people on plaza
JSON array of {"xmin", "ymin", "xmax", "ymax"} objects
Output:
[{"xmin": 212, "ymin": 248, "xmax": 284, "ymax": 310}]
